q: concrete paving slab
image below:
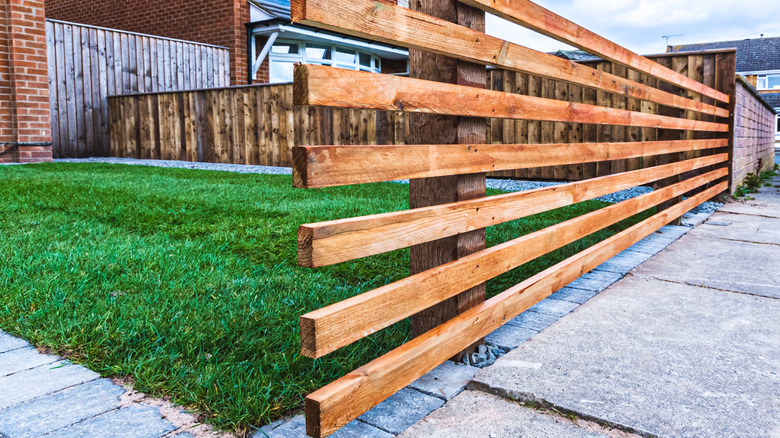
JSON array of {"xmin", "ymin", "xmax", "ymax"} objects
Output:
[
  {"xmin": 358, "ymin": 387, "xmax": 445, "ymax": 435},
  {"xmin": 398, "ymin": 390, "xmax": 608, "ymax": 438},
  {"xmin": 632, "ymin": 233, "xmax": 780, "ymax": 299},
  {"xmin": 719, "ymin": 197, "xmax": 780, "ymax": 218},
  {"xmin": 485, "ymin": 323, "xmax": 537, "ymax": 351},
  {"xmin": 472, "ymin": 275, "xmax": 780, "ymax": 438},
  {"xmin": 681, "ymin": 212, "xmax": 710, "ymax": 227},
  {"xmin": 528, "ymin": 297, "xmax": 580, "ymax": 317},
  {"xmin": 45, "ymin": 405, "xmax": 176, "ymax": 438},
  {"xmin": 0, "ymin": 346, "xmax": 59, "ymax": 378},
  {"xmin": 0, "ymin": 379, "xmax": 123, "ymax": 438},
  {"xmin": 565, "ymin": 271, "xmax": 623, "ymax": 292},
  {"xmin": 692, "ymin": 211, "xmax": 780, "ymax": 245},
  {"xmin": 505, "ymin": 310, "xmax": 560, "ymax": 332},
  {"xmin": 0, "ymin": 332, "xmax": 28, "ymax": 353},
  {"xmin": 408, "ymin": 361, "xmax": 478, "ymax": 401},
  {"xmin": 549, "ymin": 287, "xmax": 598, "ymax": 304},
  {"xmin": 0, "ymin": 360, "xmax": 99, "ymax": 409}
]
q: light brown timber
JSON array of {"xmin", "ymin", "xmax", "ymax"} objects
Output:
[
  {"xmin": 293, "ymin": 65, "xmax": 729, "ymax": 133},
  {"xmin": 299, "ymin": 166, "xmax": 728, "ymax": 359},
  {"xmin": 304, "ymin": 181, "xmax": 728, "ymax": 438},
  {"xmin": 289, "ymin": 0, "xmax": 727, "ymax": 117}
]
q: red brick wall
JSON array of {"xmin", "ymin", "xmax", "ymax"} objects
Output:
[
  {"xmin": 733, "ymin": 78, "xmax": 776, "ymax": 188},
  {"xmin": 0, "ymin": 0, "xmax": 52, "ymax": 163},
  {"xmin": 45, "ymin": 0, "xmax": 250, "ymax": 85}
]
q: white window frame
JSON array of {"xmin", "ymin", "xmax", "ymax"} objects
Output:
[
  {"xmin": 756, "ymin": 73, "xmax": 780, "ymax": 90},
  {"xmin": 267, "ymin": 39, "xmax": 382, "ymax": 83}
]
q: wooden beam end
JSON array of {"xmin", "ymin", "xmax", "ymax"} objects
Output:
[
  {"xmin": 292, "ymin": 146, "xmax": 310, "ymax": 188},
  {"xmin": 298, "ymin": 226, "xmax": 315, "ymax": 268},
  {"xmin": 293, "ymin": 64, "xmax": 311, "ymax": 106},
  {"xmin": 300, "ymin": 315, "xmax": 318, "ymax": 358},
  {"xmin": 305, "ymin": 397, "xmax": 323, "ymax": 438}
]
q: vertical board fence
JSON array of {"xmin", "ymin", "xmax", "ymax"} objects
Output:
[
  {"xmin": 289, "ymin": 0, "xmax": 733, "ymax": 436},
  {"xmin": 46, "ymin": 19, "xmax": 231, "ymax": 158},
  {"xmin": 107, "ymin": 84, "xmax": 406, "ymax": 165},
  {"xmin": 108, "ymin": 51, "xmax": 736, "ymax": 184}
]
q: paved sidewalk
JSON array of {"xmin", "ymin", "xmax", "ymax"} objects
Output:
[
  {"xmin": 0, "ymin": 332, "xmax": 216, "ymax": 438},
  {"xmin": 405, "ymin": 172, "xmax": 780, "ymax": 437}
]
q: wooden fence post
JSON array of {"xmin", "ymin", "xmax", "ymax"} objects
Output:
[{"xmin": 408, "ymin": 0, "xmax": 487, "ymax": 357}]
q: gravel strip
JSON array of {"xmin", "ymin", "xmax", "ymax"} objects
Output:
[
  {"xmin": 52, "ymin": 158, "xmax": 722, "ymax": 214},
  {"xmin": 54, "ymin": 157, "xmax": 293, "ymax": 175}
]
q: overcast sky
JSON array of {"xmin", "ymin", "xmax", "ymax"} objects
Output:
[{"xmin": 487, "ymin": 0, "xmax": 780, "ymax": 56}]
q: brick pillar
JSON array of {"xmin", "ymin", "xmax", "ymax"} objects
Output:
[{"xmin": 0, "ymin": 0, "xmax": 52, "ymax": 163}]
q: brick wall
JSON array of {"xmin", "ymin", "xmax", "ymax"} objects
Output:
[
  {"xmin": 45, "ymin": 0, "xmax": 250, "ymax": 85},
  {"xmin": 732, "ymin": 77, "xmax": 776, "ymax": 188},
  {"xmin": 0, "ymin": 0, "xmax": 52, "ymax": 163}
]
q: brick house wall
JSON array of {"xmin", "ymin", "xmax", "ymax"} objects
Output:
[
  {"xmin": 0, "ymin": 0, "xmax": 52, "ymax": 163},
  {"xmin": 732, "ymin": 77, "xmax": 776, "ymax": 188},
  {"xmin": 45, "ymin": 0, "xmax": 250, "ymax": 85}
]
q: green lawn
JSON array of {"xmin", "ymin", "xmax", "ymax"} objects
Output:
[{"xmin": 0, "ymin": 163, "xmax": 652, "ymax": 432}]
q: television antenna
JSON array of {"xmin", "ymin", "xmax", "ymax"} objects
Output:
[{"xmin": 662, "ymin": 34, "xmax": 684, "ymax": 46}]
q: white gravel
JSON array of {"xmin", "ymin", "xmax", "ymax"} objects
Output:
[
  {"xmin": 54, "ymin": 157, "xmax": 293, "ymax": 175},
  {"xmin": 52, "ymin": 157, "xmax": 722, "ymax": 215}
]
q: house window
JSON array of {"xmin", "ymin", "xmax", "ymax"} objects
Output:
[
  {"xmin": 267, "ymin": 39, "xmax": 382, "ymax": 83},
  {"xmin": 756, "ymin": 74, "xmax": 780, "ymax": 90}
]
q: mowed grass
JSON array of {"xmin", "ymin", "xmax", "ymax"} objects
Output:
[{"xmin": 0, "ymin": 163, "xmax": 653, "ymax": 432}]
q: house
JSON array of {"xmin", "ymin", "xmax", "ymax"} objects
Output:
[
  {"xmin": 669, "ymin": 36, "xmax": 780, "ymax": 142},
  {"xmin": 44, "ymin": 0, "xmax": 408, "ymax": 86}
]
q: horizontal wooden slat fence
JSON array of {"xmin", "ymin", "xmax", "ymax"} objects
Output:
[
  {"xmin": 289, "ymin": 0, "xmax": 733, "ymax": 437},
  {"xmin": 46, "ymin": 19, "xmax": 231, "ymax": 158}
]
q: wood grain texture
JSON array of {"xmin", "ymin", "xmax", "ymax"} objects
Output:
[
  {"xmin": 304, "ymin": 180, "xmax": 728, "ymax": 438},
  {"xmin": 298, "ymin": 166, "xmax": 727, "ymax": 359},
  {"xmin": 293, "ymin": 65, "xmax": 729, "ymax": 133},
  {"xmin": 297, "ymin": 153, "xmax": 728, "ymax": 268},
  {"xmin": 293, "ymin": 139, "xmax": 728, "ymax": 188},
  {"xmin": 290, "ymin": 0, "xmax": 727, "ymax": 117},
  {"xmin": 458, "ymin": 0, "xmax": 730, "ymax": 104}
]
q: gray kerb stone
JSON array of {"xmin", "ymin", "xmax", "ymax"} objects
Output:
[
  {"xmin": 255, "ymin": 415, "xmax": 392, "ymax": 438},
  {"xmin": 0, "ymin": 360, "xmax": 99, "ymax": 409},
  {"xmin": 408, "ymin": 361, "xmax": 478, "ymax": 401},
  {"xmin": 0, "ymin": 346, "xmax": 59, "ymax": 378},
  {"xmin": 358, "ymin": 387, "xmax": 445, "ymax": 435},
  {"xmin": 528, "ymin": 298, "xmax": 580, "ymax": 317},
  {"xmin": 44, "ymin": 405, "xmax": 176, "ymax": 438},
  {"xmin": 0, "ymin": 379, "xmax": 124, "ymax": 438},
  {"xmin": 564, "ymin": 270, "xmax": 623, "ymax": 292}
]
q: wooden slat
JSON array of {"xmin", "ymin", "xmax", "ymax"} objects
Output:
[
  {"xmin": 299, "ymin": 153, "xmax": 727, "ymax": 268},
  {"xmin": 294, "ymin": 138, "xmax": 727, "ymax": 188},
  {"xmin": 299, "ymin": 166, "xmax": 728, "ymax": 358},
  {"xmin": 459, "ymin": 0, "xmax": 730, "ymax": 104},
  {"xmin": 294, "ymin": 65, "xmax": 729, "ymax": 133},
  {"xmin": 304, "ymin": 180, "xmax": 728, "ymax": 438},
  {"xmin": 291, "ymin": 0, "xmax": 728, "ymax": 117}
]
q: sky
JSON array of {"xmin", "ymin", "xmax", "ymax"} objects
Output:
[{"xmin": 486, "ymin": 0, "xmax": 780, "ymax": 55}]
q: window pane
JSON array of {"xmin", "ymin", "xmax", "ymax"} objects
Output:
[
  {"xmin": 359, "ymin": 53, "xmax": 372, "ymax": 68},
  {"xmin": 757, "ymin": 76, "xmax": 768, "ymax": 89},
  {"xmin": 768, "ymin": 75, "xmax": 780, "ymax": 89},
  {"xmin": 269, "ymin": 60, "xmax": 295, "ymax": 83},
  {"xmin": 271, "ymin": 42, "xmax": 299, "ymax": 55},
  {"xmin": 306, "ymin": 44, "xmax": 331, "ymax": 60},
  {"xmin": 334, "ymin": 48, "xmax": 356, "ymax": 65}
]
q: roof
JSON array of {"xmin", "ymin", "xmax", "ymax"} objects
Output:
[
  {"xmin": 249, "ymin": 0, "xmax": 290, "ymax": 20},
  {"xmin": 760, "ymin": 92, "xmax": 780, "ymax": 109},
  {"xmin": 669, "ymin": 36, "xmax": 780, "ymax": 73},
  {"xmin": 552, "ymin": 50, "xmax": 602, "ymax": 62}
]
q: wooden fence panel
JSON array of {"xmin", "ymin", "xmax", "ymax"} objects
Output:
[
  {"xmin": 108, "ymin": 84, "xmax": 408, "ymax": 168},
  {"xmin": 46, "ymin": 19, "xmax": 231, "ymax": 158}
]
